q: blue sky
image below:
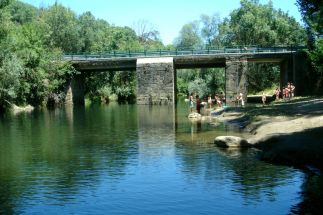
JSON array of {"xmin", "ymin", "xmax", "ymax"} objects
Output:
[{"xmin": 20, "ymin": 0, "xmax": 303, "ymax": 45}]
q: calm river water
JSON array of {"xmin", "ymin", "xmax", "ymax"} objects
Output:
[{"xmin": 0, "ymin": 102, "xmax": 304, "ymax": 214}]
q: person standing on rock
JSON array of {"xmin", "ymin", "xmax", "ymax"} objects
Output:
[
  {"xmin": 240, "ymin": 93, "xmax": 245, "ymax": 107},
  {"xmin": 287, "ymin": 82, "xmax": 292, "ymax": 99},
  {"xmin": 262, "ymin": 92, "xmax": 266, "ymax": 106},
  {"xmin": 207, "ymin": 94, "xmax": 212, "ymax": 109},
  {"xmin": 189, "ymin": 93, "xmax": 194, "ymax": 113},
  {"xmin": 196, "ymin": 95, "xmax": 202, "ymax": 114},
  {"xmin": 237, "ymin": 93, "xmax": 244, "ymax": 107},
  {"xmin": 274, "ymin": 88, "xmax": 280, "ymax": 100}
]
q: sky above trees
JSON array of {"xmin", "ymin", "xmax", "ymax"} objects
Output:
[{"xmin": 20, "ymin": 0, "xmax": 303, "ymax": 45}]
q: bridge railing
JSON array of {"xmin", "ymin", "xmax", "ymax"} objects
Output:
[{"xmin": 64, "ymin": 45, "xmax": 306, "ymax": 60}]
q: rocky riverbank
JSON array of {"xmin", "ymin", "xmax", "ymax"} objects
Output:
[{"xmin": 213, "ymin": 97, "xmax": 323, "ymax": 170}]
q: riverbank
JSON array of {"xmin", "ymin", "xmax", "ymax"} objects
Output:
[{"xmin": 214, "ymin": 97, "xmax": 323, "ymax": 170}]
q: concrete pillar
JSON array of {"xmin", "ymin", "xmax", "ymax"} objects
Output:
[
  {"xmin": 65, "ymin": 73, "xmax": 85, "ymax": 106},
  {"xmin": 136, "ymin": 57, "xmax": 175, "ymax": 105},
  {"xmin": 225, "ymin": 57, "xmax": 248, "ymax": 106}
]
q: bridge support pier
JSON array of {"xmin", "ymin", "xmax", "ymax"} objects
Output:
[
  {"xmin": 65, "ymin": 73, "xmax": 85, "ymax": 106},
  {"xmin": 136, "ymin": 57, "xmax": 175, "ymax": 105},
  {"xmin": 225, "ymin": 57, "xmax": 248, "ymax": 106}
]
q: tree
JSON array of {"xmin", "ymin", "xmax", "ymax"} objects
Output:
[
  {"xmin": 297, "ymin": 0, "xmax": 323, "ymax": 93},
  {"xmin": 8, "ymin": 0, "xmax": 37, "ymax": 24},
  {"xmin": 0, "ymin": 54, "xmax": 22, "ymax": 110},
  {"xmin": 216, "ymin": 0, "xmax": 306, "ymax": 46},
  {"xmin": 0, "ymin": 0, "xmax": 11, "ymax": 42},
  {"xmin": 109, "ymin": 26, "xmax": 141, "ymax": 50},
  {"xmin": 42, "ymin": 3, "xmax": 81, "ymax": 53},
  {"xmin": 188, "ymin": 78, "xmax": 208, "ymax": 98},
  {"xmin": 78, "ymin": 11, "xmax": 97, "ymax": 52},
  {"xmin": 200, "ymin": 13, "xmax": 221, "ymax": 46},
  {"xmin": 132, "ymin": 19, "xmax": 162, "ymax": 48},
  {"xmin": 297, "ymin": 0, "xmax": 323, "ymax": 37},
  {"xmin": 174, "ymin": 21, "xmax": 202, "ymax": 49},
  {"xmin": 0, "ymin": 0, "xmax": 11, "ymax": 9}
]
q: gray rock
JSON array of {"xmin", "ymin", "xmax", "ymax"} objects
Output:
[
  {"xmin": 188, "ymin": 112, "xmax": 201, "ymax": 118},
  {"xmin": 214, "ymin": 136, "xmax": 250, "ymax": 148}
]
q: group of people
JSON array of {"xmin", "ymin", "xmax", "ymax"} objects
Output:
[
  {"xmin": 188, "ymin": 93, "xmax": 225, "ymax": 114},
  {"xmin": 208, "ymin": 93, "xmax": 224, "ymax": 109},
  {"xmin": 274, "ymin": 82, "xmax": 296, "ymax": 101},
  {"xmin": 188, "ymin": 82, "xmax": 296, "ymax": 113}
]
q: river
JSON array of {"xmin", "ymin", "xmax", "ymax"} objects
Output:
[{"xmin": 0, "ymin": 101, "xmax": 305, "ymax": 214}]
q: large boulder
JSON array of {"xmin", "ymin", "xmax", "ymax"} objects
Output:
[{"xmin": 214, "ymin": 136, "xmax": 250, "ymax": 148}]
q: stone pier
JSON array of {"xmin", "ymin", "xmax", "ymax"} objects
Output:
[
  {"xmin": 136, "ymin": 57, "xmax": 175, "ymax": 105},
  {"xmin": 65, "ymin": 73, "xmax": 85, "ymax": 105}
]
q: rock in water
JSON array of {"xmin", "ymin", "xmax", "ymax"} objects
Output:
[
  {"xmin": 188, "ymin": 112, "xmax": 201, "ymax": 118},
  {"xmin": 214, "ymin": 136, "xmax": 250, "ymax": 148}
]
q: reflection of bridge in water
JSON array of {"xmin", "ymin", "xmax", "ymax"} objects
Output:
[{"xmin": 65, "ymin": 46, "xmax": 308, "ymax": 106}]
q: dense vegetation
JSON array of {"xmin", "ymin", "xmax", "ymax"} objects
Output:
[
  {"xmin": 0, "ymin": 0, "xmax": 319, "ymax": 111},
  {"xmin": 297, "ymin": 0, "xmax": 323, "ymax": 93}
]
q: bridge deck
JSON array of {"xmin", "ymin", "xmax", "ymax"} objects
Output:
[{"xmin": 69, "ymin": 49, "xmax": 299, "ymax": 71}]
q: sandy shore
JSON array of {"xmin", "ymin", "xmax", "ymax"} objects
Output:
[{"xmin": 216, "ymin": 97, "xmax": 323, "ymax": 170}]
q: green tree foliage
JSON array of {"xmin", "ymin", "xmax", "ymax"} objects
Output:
[
  {"xmin": 297, "ymin": 0, "xmax": 323, "ymax": 37},
  {"xmin": 42, "ymin": 3, "xmax": 82, "ymax": 53},
  {"xmin": 309, "ymin": 39, "xmax": 323, "ymax": 74},
  {"xmin": 247, "ymin": 64, "xmax": 280, "ymax": 94},
  {"xmin": 8, "ymin": 0, "xmax": 37, "ymax": 24},
  {"xmin": 200, "ymin": 13, "xmax": 221, "ymax": 46},
  {"xmin": 85, "ymin": 71, "xmax": 136, "ymax": 103},
  {"xmin": 0, "ymin": 0, "xmax": 11, "ymax": 9},
  {"xmin": 0, "ymin": 0, "xmax": 78, "ymax": 110},
  {"xmin": 0, "ymin": 0, "xmax": 11, "ymax": 41},
  {"xmin": 297, "ymin": 0, "xmax": 323, "ymax": 93},
  {"xmin": 177, "ymin": 68, "xmax": 224, "ymax": 98},
  {"xmin": 217, "ymin": 0, "xmax": 306, "ymax": 46},
  {"xmin": 78, "ymin": 11, "xmax": 98, "ymax": 52},
  {"xmin": 174, "ymin": 21, "xmax": 202, "ymax": 49},
  {"xmin": 0, "ymin": 54, "xmax": 23, "ymax": 110},
  {"xmin": 109, "ymin": 26, "xmax": 141, "ymax": 51},
  {"xmin": 188, "ymin": 78, "xmax": 208, "ymax": 98}
]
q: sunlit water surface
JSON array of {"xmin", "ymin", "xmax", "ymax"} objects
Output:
[{"xmin": 0, "ymin": 102, "xmax": 304, "ymax": 214}]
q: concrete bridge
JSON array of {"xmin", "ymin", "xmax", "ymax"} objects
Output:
[{"xmin": 65, "ymin": 47, "xmax": 307, "ymax": 105}]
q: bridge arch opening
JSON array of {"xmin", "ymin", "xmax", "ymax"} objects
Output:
[{"xmin": 175, "ymin": 67, "xmax": 225, "ymax": 107}]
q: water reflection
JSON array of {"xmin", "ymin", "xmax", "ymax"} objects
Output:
[
  {"xmin": 0, "ymin": 104, "xmax": 139, "ymax": 214},
  {"xmin": 0, "ymin": 103, "xmax": 305, "ymax": 214}
]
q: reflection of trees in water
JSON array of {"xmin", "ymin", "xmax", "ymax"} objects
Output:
[
  {"xmin": 0, "ymin": 104, "xmax": 139, "ymax": 213},
  {"xmin": 290, "ymin": 173, "xmax": 323, "ymax": 215},
  {"xmin": 175, "ymin": 142, "xmax": 299, "ymax": 204}
]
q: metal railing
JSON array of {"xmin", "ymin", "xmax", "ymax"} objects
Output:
[{"xmin": 64, "ymin": 45, "xmax": 306, "ymax": 61}]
